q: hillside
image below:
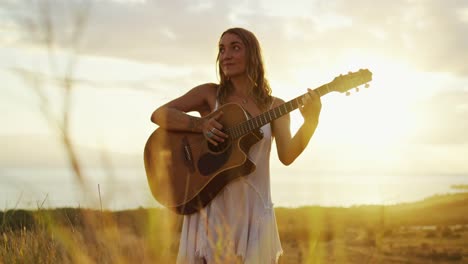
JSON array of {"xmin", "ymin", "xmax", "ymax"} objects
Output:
[
  {"xmin": 1, "ymin": 192, "xmax": 468, "ymax": 263},
  {"xmin": 1, "ymin": 192, "xmax": 467, "ymax": 232}
]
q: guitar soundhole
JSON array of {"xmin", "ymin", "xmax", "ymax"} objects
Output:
[{"xmin": 199, "ymin": 141, "xmax": 233, "ymax": 176}]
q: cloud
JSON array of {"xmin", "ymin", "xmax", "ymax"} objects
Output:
[
  {"xmin": 3, "ymin": 0, "xmax": 467, "ymax": 77},
  {"xmin": 412, "ymin": 89, "xmax": 468, "ymax": 145},
  {"xmin": 332, "ymin": 0, "xmax": 468, "ymax": 76}
]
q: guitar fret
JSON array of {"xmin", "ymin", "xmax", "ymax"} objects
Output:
[{"xmin": 294, "ymin": 98, "xmax": 300, "ymax": 108}]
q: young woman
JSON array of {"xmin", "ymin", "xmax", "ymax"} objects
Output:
[{"xmin": 151, "ymin": 27, "xmax": 322, "ymax": 264}]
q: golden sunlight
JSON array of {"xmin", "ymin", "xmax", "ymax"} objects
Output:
[{"xmin": 314, "ymin": 52, "xmax": 432, "ymax": 148}]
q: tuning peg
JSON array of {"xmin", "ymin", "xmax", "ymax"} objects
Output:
[
  {"xmin": 365, "ymin": 83, "xmax": 370, "ymax": 88},
  {"xmin": 355, "ymin": 87, "xmax": 359, "ymax": 92},
  {"xmin": 346, "ymin": 92, "xmax": 351, "ymax": 96}
]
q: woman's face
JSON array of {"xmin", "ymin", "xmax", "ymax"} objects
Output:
[{"xmin": 218, "ymin": 33, "xmax": 247, "ymax": 78}]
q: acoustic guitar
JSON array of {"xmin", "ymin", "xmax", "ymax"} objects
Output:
[{"xmin": 144, "ymin": 69, "xmax": 372, "ymax": 214}]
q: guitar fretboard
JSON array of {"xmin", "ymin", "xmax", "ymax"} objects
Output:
[{"xmin": 226, "ymin": 82, "xmax": 332, "ymax": 139}]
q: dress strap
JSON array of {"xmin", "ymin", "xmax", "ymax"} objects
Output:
[{"xmin": 269, "ymin": 97, "xmax": 276, "ymax": 109}]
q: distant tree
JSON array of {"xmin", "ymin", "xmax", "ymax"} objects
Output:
[{"xmin": 450, "ymin": 184, "xmax": 468, "ymax": 191}]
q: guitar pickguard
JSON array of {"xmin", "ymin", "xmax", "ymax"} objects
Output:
[{"xmin": 197, "ymin": 145, "xmax": 233, "ymax": 176}]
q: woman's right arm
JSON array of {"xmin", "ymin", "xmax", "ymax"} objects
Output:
[
  {"xmin": 151, "ymin": 83, "xmax": 227, "ymax": 145},
  {"xmin": 151, "ymin": 83, "xmax": 214, "ymax": 132}
]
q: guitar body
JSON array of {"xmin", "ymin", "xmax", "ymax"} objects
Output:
[{"xmin": 144, "ymin": 103, "xmax": 263, "ymax": 215}]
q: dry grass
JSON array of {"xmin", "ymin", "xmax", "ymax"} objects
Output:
[
  {"xmin": 278, "ymin": 224, "xmax": 467, "ymax": 264},
  {"xmin": 1, "ymin": 192, "xmax": 468, "ymax": 263},
  {"xmin": 0, "ymin": 208, "xmax": 180, "ymax": 264}
]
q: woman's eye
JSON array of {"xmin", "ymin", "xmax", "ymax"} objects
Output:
[{"xmin": 234, "ymin": 46, "xmax": 240, "ymax": 50}]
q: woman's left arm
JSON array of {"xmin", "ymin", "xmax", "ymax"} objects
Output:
[{"xmin": 272, "ymin": 89, "xmax": 322, "ymax": 165}]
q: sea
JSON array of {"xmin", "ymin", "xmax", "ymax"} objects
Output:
[{"xmin": 1, "ymin": 167, "xmax": 467, "ymax": 210}]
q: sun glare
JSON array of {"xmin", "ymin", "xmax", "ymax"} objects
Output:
[{"xmin": 312, "ymin": 52, "xmax": 431, "ymax": 149}]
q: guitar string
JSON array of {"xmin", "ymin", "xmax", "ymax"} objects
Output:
[
  {"xmin": 178, "ymin": 97, "xmax": 304, "ymax": 154},
  {"xmin": 176, "ymin": 74, "xmax": 369, "ymax": 154}
]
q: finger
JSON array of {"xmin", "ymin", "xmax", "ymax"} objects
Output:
[
  {"xmin": 207, "ymin": 131, "xmax": 226, "ymax": 144},
  {"xmin": 211, "ymin": 127, "xmax": 228, "ymax": 139},
  {"xmin": 303, "ymin": 91, "xmax": 311, "ymax": 105},
  {"xmin": 204, "ymin": 130, "xmax": 219, "ymax": 144},
  {"xmin": 308, "ymin": 88, "xmax": 320, "ymax": 99},
  {"xmin": 207, "ymin": 137, "xmax": 218, "ymax": 146},
  {"xmin": 212, "ymin": 133, "xmax": 225, "ymax": 142},
  {"xmin": 210, "ymin": 111, "xmax": 224, "ymax": 129},
  {"xmin": 212, "ymin": 121, "xmax": 224, "ymax": 131}
]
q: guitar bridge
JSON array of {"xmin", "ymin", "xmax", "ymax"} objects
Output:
[{"xmin": 182, "ymin": 136, "xmax": 195, "ymax": 172}]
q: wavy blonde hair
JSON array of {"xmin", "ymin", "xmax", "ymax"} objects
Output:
[{"xmin": 216, "ymin": 28, "xmax": 273, "ymax": 110}]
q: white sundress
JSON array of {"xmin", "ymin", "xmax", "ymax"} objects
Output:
[{"xmin": 177, "ymin": 102, "xmax": 283, "ymax": 264}]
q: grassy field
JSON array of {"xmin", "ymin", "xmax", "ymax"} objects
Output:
[{"xmin": 1, "ymin": 192, "xmax": 467, "ymax": 263}]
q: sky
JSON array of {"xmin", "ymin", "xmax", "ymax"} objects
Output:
[{"xmin": 1, "ymin": 0, "xmax": 468, "ymax": 209}]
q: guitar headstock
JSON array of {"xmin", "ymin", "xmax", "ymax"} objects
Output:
[{"xmin": 330, "ymin": 69, "xmax": 372, "ymax": 95}]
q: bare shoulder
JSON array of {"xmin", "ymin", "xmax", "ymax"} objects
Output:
[
  {"xmin": 186, "ymin": 82, "xmax": 219, "ymax": 114},
  {"xmin": 271, "ymin": 96, "xmax": 285, "ymax": 108},
  {"xmin": 196, "ymin": 82, "xmax": 219, "ymax": 106},
  {"xmin": 163, "ymin": 83, "xmax": 218, "ymax": 114},
  {"xmin": 193, "ymin": 82, "xmax": 218, "ymax": 94}
]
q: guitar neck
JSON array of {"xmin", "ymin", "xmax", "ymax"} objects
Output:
[{"xmin": 227, "ymin": 82, "xmax": 333, "ymax": 139}]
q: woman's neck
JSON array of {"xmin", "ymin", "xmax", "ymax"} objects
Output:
[{"xmin": 229, "ymin": 75, "xmax": 252, "ymax": 97}]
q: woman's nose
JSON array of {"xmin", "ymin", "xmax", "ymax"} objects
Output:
[{"xmin": 222, "ymin": 49, "xmax": 232, "ymax": 60}]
